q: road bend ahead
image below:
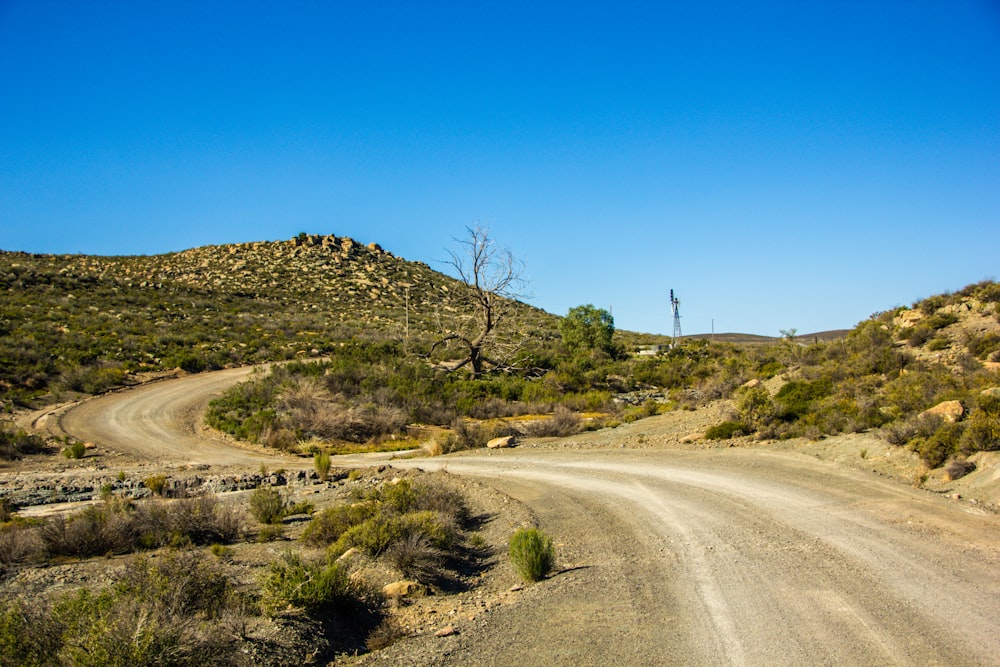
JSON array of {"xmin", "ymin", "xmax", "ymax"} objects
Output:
[{"xmin": 56, "ymin": 368, "xmax": 1000, "ymax": 665}]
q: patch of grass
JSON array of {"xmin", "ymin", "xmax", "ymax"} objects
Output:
[
  {"xmin": 62, "ymin": 440, "xmax": 86, "ymax": 460},
  {"xmin": 705, "ymin": 420, "xmax": 750, "ymax": 440},
  {"xmin": 248, "ymin": 486, "xmax": 287, "ymax": 525},
  {"xmin": 143, "ymin": 474, "xmax": 168, "ymax": 496},
  {"xmin": 509, "ymin": 527, "xmax": 555, "ymax": 583},
  {"xmin": 1, "ymin": 550, "xmax": 241, "ymax": 666},
  {"xmin": 0, "ymin": 427, "xmax": 46, "ymax": 461},
  {"xmin": 258, "ymin": 550, "xmax": 379, "ymax": 617},
  {"xmin": 314, "ymin": 449, "xmax": 331, "ymax": 481}
]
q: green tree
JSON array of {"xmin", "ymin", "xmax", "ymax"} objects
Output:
[{"xmin": 560, "ymin": 304, "xmax": 615, "ymax": 355}]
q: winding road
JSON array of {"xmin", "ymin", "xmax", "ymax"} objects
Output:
[{"xmin": 57, "ymin": 368, "xmax": 1000, "ymax": 666}]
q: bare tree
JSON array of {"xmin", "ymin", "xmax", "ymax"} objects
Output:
[{"xmin": 430, "ymin": 225, "xmax": 528, "ymax": 378}]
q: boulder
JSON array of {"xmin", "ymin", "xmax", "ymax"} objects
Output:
[
  {"xmin": 487, "ymin": 435, "xmax": 516, "ymax": 449},
  {"xmin": 919, "ymin": 400, "xmax": 965, "ymax": 423},
  {"xmin": 382, "ymin": 580, "xmax": 426, "ymax": 598}
]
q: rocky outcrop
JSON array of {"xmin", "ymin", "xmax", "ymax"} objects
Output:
[
  {"xmin": 0, "ymin": 468, "xmax": 326, "ymax": 510},
  {"xmin": 919, "ymin": 400, "xmax": 965, "ymax": 423}
]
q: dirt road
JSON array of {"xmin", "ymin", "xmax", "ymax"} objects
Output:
[
  {"xmin": 56, "ymin": 369, "xmax": 1000, "ymax": 665},
  {"xmin": 57, "ymin": 366, "xmax": 295, "ymax": 468}
]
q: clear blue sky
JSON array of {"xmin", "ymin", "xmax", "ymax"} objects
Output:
[{"xmin": 2, "ymin": 1, "xmax": 998, "ymax": 336}]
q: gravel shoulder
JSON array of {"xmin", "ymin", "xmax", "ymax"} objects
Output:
[{"xmin": 9, "ymin": 369, "xmax": 1000, "ymax": 665}]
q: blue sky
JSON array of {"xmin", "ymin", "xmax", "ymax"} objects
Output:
[{"xmin": 2, "ymin": 1, "xmax": 998, "ymax": 336}]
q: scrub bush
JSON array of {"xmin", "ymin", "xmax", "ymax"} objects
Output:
[{"xmin": 509, "ymin": 527, "xmax": 555, "ymax": 583}]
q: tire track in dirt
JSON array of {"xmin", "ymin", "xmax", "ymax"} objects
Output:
[{"xmin": 397, "ymin": 451, "xmax": 1000, "ymax": 665}]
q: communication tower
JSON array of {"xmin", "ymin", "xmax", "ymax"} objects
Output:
[{"xmin": 670, "ymin": 289, "xmax": 682, "ymax": 345}]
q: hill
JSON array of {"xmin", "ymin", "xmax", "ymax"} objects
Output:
[{"xmin": 0, "ymin": 233, "xmax": 559, "ymax": 407}]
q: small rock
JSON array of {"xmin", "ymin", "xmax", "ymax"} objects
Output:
[{"xmin": 435, "ymin": 625, "xmax": 458, "ymax": 637}]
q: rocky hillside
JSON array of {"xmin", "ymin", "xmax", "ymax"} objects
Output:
[
  {"xmin": 891, "ymin": 285, "xmax": 1000, "ymax": 369},
  {"xmin": 0, "ymin": 233, "xmax": 559, "ymax": 406}
]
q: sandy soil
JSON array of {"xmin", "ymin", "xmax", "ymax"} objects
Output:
[{"xmin": 9, "ymin": 369, "xmax": 1000, "ymax": 666}]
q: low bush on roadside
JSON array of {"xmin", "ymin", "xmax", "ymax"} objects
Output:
[
  {"xmin": 705, "ymin": 421, "xmax": 750, "ymax": 440},
  {"xmin": 509, "ymin": 527, "xmax": 555, "ymax": 583},
  {"xmin": 0, "ymin": 550, "xmax": 242, "ymax": 666},
  {"xmin": 520, "ymin": 406, "xmax": 582, "ymax": 438},
  {"xmin": 3, "ymin": 496, "xmax": 241, "ymax": 564},
  {"xmin": 314, "ymin": 450, "xmax": 331, "ymax": 481},
  {"xmin": 248, "ymin": 486, "xmax": 286, "ymax": 525},
  {"xmin": 143, "ymin": 474, "xmax": 168, "ymax": 496},
  {"xmin": 258, "ymin": 550, "xmax": 380, "ymax": 617},
  {"xmin": 301, "ymin": 477, "xmax": 472, "ymax": 586},
  {"xmin": 61, "ymin": 440, "xmax": 86, "ymax": 460},
  {"xmin": 0, "ymin": 427, "xmax": 46, "ymax": 461}
]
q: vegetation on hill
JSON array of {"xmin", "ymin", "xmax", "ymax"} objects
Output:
[
  {"xmin": 0, "ymin": 234, "xmax": 558, "ymax": 409},
  {"xmin": 2, "ymin": 234, "xmax": 998, "ymax": 472},
  {"xmin": 707, "ymin": 281, "xmax": 1000, "ymax": 469}
]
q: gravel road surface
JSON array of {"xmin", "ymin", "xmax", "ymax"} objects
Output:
[{"xmin": 55, "ymin": 369, "xmax": 1000, "ymax": 665}]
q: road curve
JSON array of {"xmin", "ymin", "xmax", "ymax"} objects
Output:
[
  {"xmin": 54, "ymin": 368, "xmax": 1000, "ymax": 665},
  {"xmin": 58, "ymin": 366, "xmax": 295, "ymax": 467},
  {"xmin": 387, "ymin": 450, "xmax": 1000, "ymax": 666}
]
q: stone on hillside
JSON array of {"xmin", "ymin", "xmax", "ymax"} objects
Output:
[
  {"xmin": 741, "ymin": 378, "xmax": 760, "ymax": 389},
  {"xmin": 487, "ymin": 435, "xmax": 517, "ymax": 449},
  {"xmin": 919, "ymin": 400, "xmax": 965, "ymax": 423},
  {"xmin": 435, "ymin": 625, "xmax": 458, "ymax": 637},
  {"xmin": 981, "ymin": 387, "xmax": 1000, "ymax": 398},
  {"xmin": 896, "ymin": 309, "xmax": 923, "ymax": 326},
  {"xmin": 383, "ymin": 580, "xmax": 426, "ymax": 598}
]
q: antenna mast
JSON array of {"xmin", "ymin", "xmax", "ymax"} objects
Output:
[{"xmin": 670, "ymin": 289, "xmax": 682, "ymax": 345}]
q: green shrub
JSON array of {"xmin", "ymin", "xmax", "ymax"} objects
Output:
[
  {"xmin": 0, "ymin": 595, "xmax": 61, "ymax": 667},
  {"xmin": 621, "ymin": 400, "xmax": 660, "ymax": 423},
  {"xmin": 736, "ymin": 385, "xmax": 774, "ymax": 429},
  {"xmin": 302, "ymin": 504, "xmax": 374, "ymax": 547},
  {"xmin": 143, "ymin": 474, "xmax": 168, "ymax": 496},
  {"xmin": 927, "ymin": 338, "xmax": 950, "ymax": 351},
  {"xmin": 966, "ymin": 332, "xmax": 1000, "ymax": 360},
  {"xmin": 705, "ymin": 421, "xmax": 750, "ymax": 440},
  {"xmin": 62, "ymin": 440, "xmax": 86, "ymax": 460},
  {"xmin": 509, "ymin": 527, "xmax": 555, "ymax": 583},
  {"xmin": 258, "ymin": 551, "xmax": 375, "ymax": 617},
  {"xmin": 314, "ymin": 449, "xmax": 331, "ymax": 481},
  {"xmin": 912, "ymin": 421, "xmax": 965, "ymax": 468},
  {"xmin": 334, "ymin": 510, "xmax": 454, "ymax": 557},
  {"xmin": 248, "ymin": 486, "xmax": 286, "ymax": 525},
  {"xmin": 908, "ymin": 325, "xmax": 935, "ymax": 347},
  {"xmin": 773, "ymin": 379, "xmax": 832, "ymax": 422},
  {"xmin": 0, "ymin": 428, "xmax": 46, "ymax": 461},
  {"xmin": 256, "ymin": 524, "xmax": 284, "ymax": 543},
  {"xmin": 50, "ymin": 552, "xmax": 236, "ymax": 666},
  {"xmin": 926, "ymin": 312, "xmax": 959, "ymax": 330},
  {"xmin": 961, "ymin": 414, "xmax": 1000, "ymax": 452}
]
